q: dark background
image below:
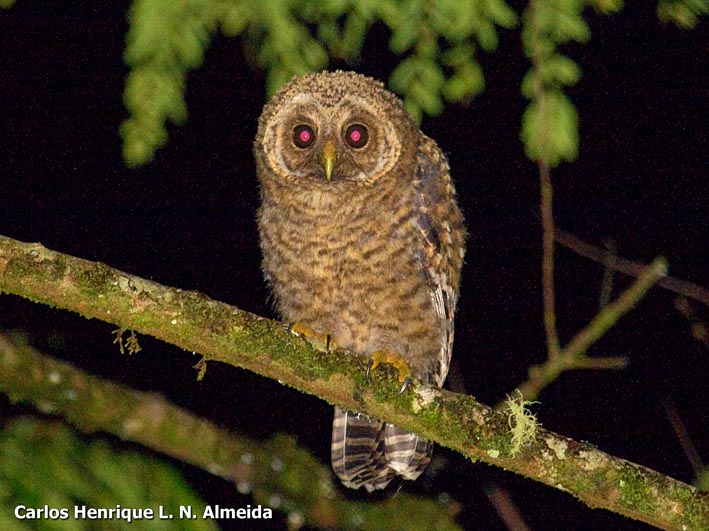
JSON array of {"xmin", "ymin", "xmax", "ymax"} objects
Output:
[{"xmin": 1, "ymin": 2, "xmax": 707, "ymax": 530}]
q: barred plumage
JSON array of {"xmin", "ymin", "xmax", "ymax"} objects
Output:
[{"xmin": 255, "ymin": 71, "xmax": 465, "ymax": 490}]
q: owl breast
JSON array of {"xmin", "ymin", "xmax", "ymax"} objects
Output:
[{"xmin": 258, "ymin": 176, "xmax": 441, "ymax": 381}]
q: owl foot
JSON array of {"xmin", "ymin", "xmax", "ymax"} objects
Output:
[
  {"xmin": 288, "ymin": 322, "xmax": 337, "ymax": 354},
  {"xmin": 366, "ymin": 350, "xmax": 413, "ymax": 395}
]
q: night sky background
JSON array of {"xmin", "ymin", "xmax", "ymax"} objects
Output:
[{"xmin": 1, "ymin": 2, "xmax": 707, "ymax": 530}]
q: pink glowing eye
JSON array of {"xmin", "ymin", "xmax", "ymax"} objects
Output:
[
  {"xmin": 345, "ymin": 124, "xmax": 368, "ymax": 148},
  {"xmin": 293, "ymin": 124, "xmax": 315, "ymax": 148}
]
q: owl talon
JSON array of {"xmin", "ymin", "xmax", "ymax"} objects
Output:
[
  {"xmin": 365, "ymin": 358, "xmax": 375, "ymax": 382},
  {"xmin": 289, "ymin": 322, "xmax": 336, "ymax": 354},
  {"xmin": 398, "ymin": 377, "xmax": 412, "ymax": 395},
  {"xmin": 367, "ymin": 350, "xmax": 413, "ymax": 390}
]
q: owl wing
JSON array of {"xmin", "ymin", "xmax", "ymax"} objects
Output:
[
  {"xmin": 331, "ymin": 136, "xmax": 465, "ymax": 492},
  {"xmin": 412, "ymin": 136, "xmax": 466, "ymax": 387}
]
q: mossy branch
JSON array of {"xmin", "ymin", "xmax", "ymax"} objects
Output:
[{"xmin": 0, "ymin": 234, "xmax": 707, "ymax": 530}]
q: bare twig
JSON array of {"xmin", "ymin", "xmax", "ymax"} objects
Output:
[
  {"xmin": 599, "ymin": 239, "xmax": 617, "ymax": 308},
  {"xmin": 515, "ymin": 257, "xmax": 666, "ymax": 402},
  {"xmin": 663, "ymin": 399, "xmax": 706, "ymax": 485},
  {"xmin": 485, "ymin": 484, "xmax": 532, "ymax": 531},
  {"xmin": 555, "ymin": 228, "xmax": 709, "ymax": 306},
  {"xmin": 539, "ymin": 163, "xmax": 561, "ymax": 359},
  {"xmin": 674, "ymin": 297, "xmax": 709, "ymax": 346},
  {"xmin": 563, "ymin": 257, "xmax": 667, "ymax": 356}
]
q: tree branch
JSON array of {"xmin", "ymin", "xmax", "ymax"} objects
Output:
[{"xmin": 0, "ymin": 235, "xmax": 706, "ymax": 530}]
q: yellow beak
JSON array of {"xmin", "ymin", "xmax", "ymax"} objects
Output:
[{"xmin": 321, "ymin": 140, "xmax": 337, "ymax": 181}]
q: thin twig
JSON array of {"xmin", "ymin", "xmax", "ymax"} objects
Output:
[
  {"xmin": 540, "ymin": 162, "xmax": 561, "ymax": 358},
  {"xmin": 514, "ymin": 257, "xmax": 667, "ymax": 402},
  {"xmin": 563, "ymin": 257, "xmax": 667, "ymax": 357},
  {"xmin": 555, "ymin": 228, "xmax": 709, "ymax": 306},
  {"xmin": 598, "ymin": 239, "xmax": 616, "ymax": 308},
  {"xmin": 674, "ymin": 297, "xmax": 709, "ymax": 346},
  {"xmin": 663, "ymin": 399, "xmax": 706, "ymax": 483},
  {"xmin": 485, "ymin": 484, "xmax": 532, "ymax": 531}
]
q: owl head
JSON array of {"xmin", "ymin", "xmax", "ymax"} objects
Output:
[{"xmin": 254, "ymin": 71, "xmax": 416, "ymax": 187}]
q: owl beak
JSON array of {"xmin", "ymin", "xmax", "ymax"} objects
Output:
[{"xmin": 321, "ymin": 140, "xmax": 337, "ymax": 181}]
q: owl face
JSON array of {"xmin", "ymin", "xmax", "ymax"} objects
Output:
[{"xmin": 256, "ymin": 72, "xmax": 413, "ymax": 186}]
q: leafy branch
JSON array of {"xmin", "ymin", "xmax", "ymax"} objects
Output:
[
  {"xmin": 120, "ymin": 0, "xmax": 517, "ymax": 165},
  {"xmin": 0, "ymin": 235, "xmax": 706, "ymax": 530}
]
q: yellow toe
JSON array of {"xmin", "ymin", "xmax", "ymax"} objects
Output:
[
  {"xmin": 367, "ymin": 349, "xmax": 412, "ymax": 384},
  {"xmin": 289, "ymin": 322, "xmax": 337, "ymax": 353}
]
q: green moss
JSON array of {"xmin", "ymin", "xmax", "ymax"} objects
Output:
[
  {"xmin": 73, "ymin": 261, "xmax": 116, "ymax": 293},
  {"xmin": 617, "ymin": 466, "xmax": 657, "ymax": 514},
  {"xmin": 7, "ymin": 253, "xmax": 66, "ymax": 284}
]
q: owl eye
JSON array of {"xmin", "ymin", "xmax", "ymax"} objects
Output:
[
  {"xmin": 293, "ymin": 124, "xmax": 316, "ymax": 149},
  {"xmin": 344, "ymin": 124, "xmax": 369, "ymax": 149}
]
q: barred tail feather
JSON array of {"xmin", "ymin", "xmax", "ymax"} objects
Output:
[
  {"xmin": 331, "ymin": 408, "xmax": 433, "ymax": 490},
  {"xmin": 384, "ymin": 424, "xmax": 433, "ymax": 479},
  {"xmin": 331, "ymin": 407, "xmax": 395, "ymax": 491}
]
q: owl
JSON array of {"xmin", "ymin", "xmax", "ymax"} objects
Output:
[{"xmin": 254, "ymin": 71, "xmax": 466, "ymax": 491}]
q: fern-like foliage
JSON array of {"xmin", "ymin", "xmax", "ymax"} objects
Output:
[
  {"xmin": 121, "ymin": 0, "xmax": 516, "ymax": 166},
  {"xmin": 119, "ymin": 0, "xmax": 705, "ymax": 167},
  {"xmin": 122, "ymin": 0, "xmax": 219, "ymax": 167}
]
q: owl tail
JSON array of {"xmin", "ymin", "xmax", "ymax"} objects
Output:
[{"xmin": 331, "ymin": 407, "xmax": 432, "ymax": 491}]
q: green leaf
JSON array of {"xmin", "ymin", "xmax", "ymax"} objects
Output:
[
  {"xmin": 657, "ymin": 0, "xmax": 709, "ymax": 29},
  {"xmin": 485, "ymin": 0, "xmax": 519, "ymax": 28},
  {"xmin": 376, "ymin": 0, "xmax": 402, "ymax": 28},
  {"xmin": 219, "ymin": 1, "xmax": 250, "ymax": 36},
  {"xmin": 521, "ymin": 68, "xmax": 538, "ymax": 99},
  {"xmin": 553, "ymin": 9, "xmax": 591, "ymax": 43},
  {"xmin": 442, "ymin": 61, "xmax": 485, "ymax": 102},
  {"xmin": 521, "ymin": 90, "xmax": 579, "ymax": 167},
  {"xmin": 317, "ymin": 19, "xmax": 341, "ymax": 49},
  {"xmin": 440, "ymin": 43, "xmax": 475, "ymax": 67},
  {"xmin": 389, "ymin": 20, "xmax": 421, "ymax": 54},
  {"xmin": 389, "ymin": 57, "xmax": 419, "ymax": 93},
  {"xmin": 403, "ymin": 98, "xmax": 424, "ymax": 124},
  {"xmin": 302, "ymin": 40, "xmax": 328, "ymax": 69},
  {"xmin": 589, "ymin": 0, "xmax": 624, "ymax": 15},
  {"xmin": 542, "ymin": 54, "xmax": 581, "ymax": 86},
  {"xmin": 341, "ymin": 12, "xmax": 368, "ymax": 58},
  {"xmin": 431, "ymin": 0, "xmax": 474, "ymax": 41},
  {"xmin": 473, "ymin": 19, "xmax": 499, "ymax": 51},
  {"xmin": 267, "ymin": 66, "xmax": 295, "ymax": 97},
  {"xmin": 409, "ymin": 80, "xmax": 444, "ymax": 116}
]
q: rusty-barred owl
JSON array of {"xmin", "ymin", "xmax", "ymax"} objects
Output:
[{"xmin": 254, "ymin": 71, "xmax": 466, "ymax": 491}]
